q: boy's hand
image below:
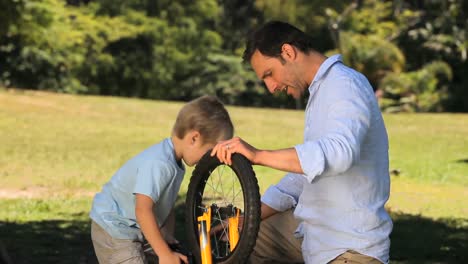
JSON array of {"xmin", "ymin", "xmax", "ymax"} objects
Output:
[
  {"xmin": 175, "ymin": 252, "xmax": 189, "ymax": 264},
  {"xmin": 159, "ymin": 251, "xmax": 188, "ymax": 264},
  {"xmin": 211, "ymin": 137, "xmax": 258, "ymax": 165}
]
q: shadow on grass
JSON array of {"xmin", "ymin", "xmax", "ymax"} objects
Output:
[
  {"xmin": 0, "ymin": 197, "xmax": 188, "ymax": 264},
  {"xmin": 1, "ymin": 203, "xmax": 466, "ymax": 264},
  {"xmin": 389, "ymin": 212, "xmax": 467, "ymax": 264},
  {"xmin": 0, "ymin": 218, "xmax": 96, "ymax": 264}
]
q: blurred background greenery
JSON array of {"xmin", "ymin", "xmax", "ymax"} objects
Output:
[{"xmin": 1, "ymin": 0, "xmax": 467, "ymax": 112}]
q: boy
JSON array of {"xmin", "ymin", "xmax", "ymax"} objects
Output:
[{"xmin": 90, "ymin": 95, "xmax": 234, "ymax": 264}]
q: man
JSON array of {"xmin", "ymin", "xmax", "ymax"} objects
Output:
[{"xmin": 211, "ymin": 21, "xmax": 392, "ymax": 263}]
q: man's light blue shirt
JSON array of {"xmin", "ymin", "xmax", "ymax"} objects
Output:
[
  {"xmin": 90, "ymin": 138, "xmax": 185, "ymax": 240},
  {"xmin": 262, "ymin": 55, "xmax": 392, "ymax": 263}
]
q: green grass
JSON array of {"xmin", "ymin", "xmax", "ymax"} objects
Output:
[
  {"xmin": 1, "ymin": 89, "xmax": 467, "ymax": 263},
  {"xmin": 385, "ymin": 114, "xmax": 468, "ymax": 185}
]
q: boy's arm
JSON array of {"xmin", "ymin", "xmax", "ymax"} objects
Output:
[
  {"xmin": 160, "ymin": 208, "xmax": 178, "ymax": 244},
  {"xmin": 135, "ymin": 194, "xmax": 187, "ymax": 264}
]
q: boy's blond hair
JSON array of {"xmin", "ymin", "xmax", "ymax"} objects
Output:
[{"xmin": 173, "ymin": 96, "xmax": 234, "ymax": 144}]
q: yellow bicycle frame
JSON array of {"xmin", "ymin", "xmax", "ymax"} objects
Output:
[
  {"xmin": 198, "ymin": 206, "xmax": 241, "ymax": 264},
  {"xmin": 198, "ymin": 207, "xmax": 212, "ymax": 264},
  {"xmin": 228, "ymin": 208, "xmax": 240, "ymax": 251}
]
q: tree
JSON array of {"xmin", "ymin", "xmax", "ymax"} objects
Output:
[
  {"xmin": 379, "ymin": 61, "xmax": 452, "ymax": 112},
  {"xmin": 216, "ymin": 0, "xmax": 262, "ymax": 53},
  {"xmin": 397, "ymin": 0, "xmax": 468, "ymax": 111}
]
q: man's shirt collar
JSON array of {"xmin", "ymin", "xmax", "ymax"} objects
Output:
[{"xmin": 308, "ymin": 54, "xmax": 343, "ymax": 93}]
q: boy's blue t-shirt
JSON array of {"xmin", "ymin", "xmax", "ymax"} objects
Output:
[{"xmin": 90, "ymin": 138, "xmax": 185, "ymax": 239}]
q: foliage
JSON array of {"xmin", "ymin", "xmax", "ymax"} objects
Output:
[
  {"xmin": 406, "ymin": 0, "xmax": 467, "ymax": 62},
  {"xmin": 324, "ymin": 1, "xmax": 416, "ymax": 88},
  {"xmin": 398, "ymin": 0, "xmax": 468, "ymax": 112},
  {"xmin": 379, "ymin": 61, "xmax": 452, "ymax": 112},
  {"xmin": 323, "ymin": 0, "xmax": 461, "ymax": 111},
  {"xmin": 254, "ymin": 0, "xmax": 348, "ymax": 52},
  {"xmin": 326, "ymin": 32, "xmax": 406, "ymax": 88},
  {"xmin": 215, "ymin": 0, "xmax": 262, "ymax": 53},
  {"xmin": 0, "ymin": 0, "xmax": 467, "ymax": 111},
  {"xmin": 0, "ymin": 0, "xmax": 23, "ymax": 35},
  {"xmin": 0, "ymin": 0, "xmax": 144, "ymax": 93}
]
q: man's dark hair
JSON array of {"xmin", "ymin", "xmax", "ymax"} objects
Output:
[{"xmin": 242, "ymin": 21, "xmax": 315, "ymax": 63}]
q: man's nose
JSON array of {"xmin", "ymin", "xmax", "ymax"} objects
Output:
[{"xmin": 264, "ymin": 79, "xmax": 278, "ymax": 93}]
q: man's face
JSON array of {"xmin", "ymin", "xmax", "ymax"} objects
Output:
[{"xmin": 250, "ymin": 49, "xmax": 304, "ymax": 99}]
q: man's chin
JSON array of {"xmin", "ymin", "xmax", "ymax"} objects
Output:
[{"xmin": 288, "ymin": 91, "xmax": 301, "ymax": 99}]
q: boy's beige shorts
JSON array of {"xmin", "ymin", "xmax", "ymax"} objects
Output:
[{"xmin": 91, "ymin": 221, "xmax": 147, "ymax": 264}]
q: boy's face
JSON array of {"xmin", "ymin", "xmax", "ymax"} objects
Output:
[{"xmin": 183, "ymin": 140, "xmax": 216, "ymax": 167}]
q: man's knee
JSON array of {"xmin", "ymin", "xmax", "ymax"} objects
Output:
[{"xmin": 249, "ymin": 209, "xmax": 304, "ymax": 263}]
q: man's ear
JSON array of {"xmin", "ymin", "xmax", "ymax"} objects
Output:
[{"xmin": 281, "ymin": 43, "xmax": 297, "ymax": 61}]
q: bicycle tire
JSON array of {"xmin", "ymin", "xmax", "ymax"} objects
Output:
[{"xmin": 185, "ymin": 151, "xmax": 261, "ymax": 264}]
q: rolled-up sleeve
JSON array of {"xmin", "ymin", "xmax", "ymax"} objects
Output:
[
  {"xmin": 294, "ymin": 142, "xmax": 326, "ymax": 183},
  {"xmin": 261, "ymin": 173, "xmax": 307, "ymax": 211},
  {"xmin": 295, "ymin": 77, "xmax": 371, "ymax": 183}
]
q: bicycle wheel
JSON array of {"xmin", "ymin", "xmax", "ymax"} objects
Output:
[{"xmin": 185, "ymin": 151, "xmax": 261, "ymax": 264}]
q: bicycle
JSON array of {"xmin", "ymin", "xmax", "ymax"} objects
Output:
[{"xmin": 185, "ymin": 150, "xmax": 261, "ymax": 264}]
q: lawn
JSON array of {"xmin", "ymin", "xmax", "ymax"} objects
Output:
[{"xmin": 0, "ymin": 89, "xmax": 467, "ymax": 263}]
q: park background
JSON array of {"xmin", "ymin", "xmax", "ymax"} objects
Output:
[{"xmin": 0, "ymin": 0, "xmax": 467, "ymax": 263}]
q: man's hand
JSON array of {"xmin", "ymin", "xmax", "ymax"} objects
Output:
[{"xmin": 211, "ymin": 137, "xmax": 258, "ymax": 165}]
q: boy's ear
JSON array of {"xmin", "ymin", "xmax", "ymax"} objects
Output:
[{"xmin": 188, "ymin": 130, "xmax": 201, "ymax": 145}]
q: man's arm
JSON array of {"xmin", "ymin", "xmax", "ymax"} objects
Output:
[
  {"xmin": 212, "ymin": 78, "xmax": 374, "ymax": 183},
  {"xmin": 211, "ymin": 137, "xmax": 304, "ymax": 174},
  {"xmin": 255, "ymin": 148, "xmax": 303, "ymax": 174},
  {"xmin": 260, "ymin": 202, "xmax": 279, "ymax": 220}
]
